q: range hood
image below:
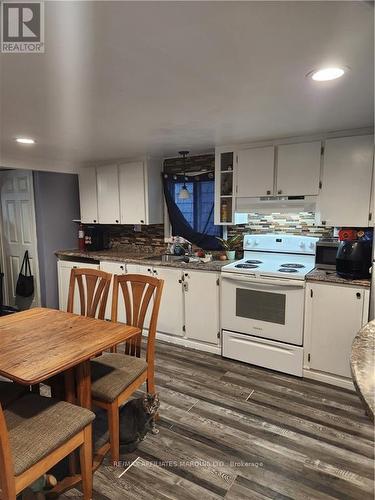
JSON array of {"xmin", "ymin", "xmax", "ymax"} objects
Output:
[{"xmin": 235, "ymin": 195, "xmax": 317, "ymax": 215}]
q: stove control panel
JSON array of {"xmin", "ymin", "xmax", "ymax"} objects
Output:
[{"xmin": 244, "ymin": 234, "xmax": 319, "ymax": 255}]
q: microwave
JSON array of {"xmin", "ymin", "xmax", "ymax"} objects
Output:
[{"xmin": 315, "ymin": 240, "xmax": 339, "ymax": 270}]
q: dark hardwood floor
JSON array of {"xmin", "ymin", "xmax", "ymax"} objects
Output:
[{"xmin": 61, "ymin": 339, "xmax": 374, "ymax": 500}]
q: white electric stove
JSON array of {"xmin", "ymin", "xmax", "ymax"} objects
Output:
[{"xmin": 221, "ymin": 234, "xmax": 319, "ymax": 377}]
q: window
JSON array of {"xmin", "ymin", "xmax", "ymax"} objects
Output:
[{"xmin": 172, "ymin": 180, "xmax": 221, "ymax": 237}]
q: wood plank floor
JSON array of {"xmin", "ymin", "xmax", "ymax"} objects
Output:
[{"xmin": 61, "ymin": 340, "xmax": 374, "ymax": 500}]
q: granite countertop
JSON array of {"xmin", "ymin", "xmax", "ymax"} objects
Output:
[
  {"xmin": 350, "ymin": 320, "xmax": 375, "ymax": 420},
  {"xmin": 55, "ymin": 249, "xmax": 227, "ymax": 273},
  {"xmin": 306, "ymin": 268, "xmax": 371, "ymax": 288}
]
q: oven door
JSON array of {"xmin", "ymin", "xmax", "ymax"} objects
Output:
[{"xmin": 221, "ymin": 273, "xmax": 305, "ymax": 345}]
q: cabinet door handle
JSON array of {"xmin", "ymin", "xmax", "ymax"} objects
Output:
[
  {"xmin": 115, "ymin": 220, "xmax": 119, "ymax": 224},
  {"xmin": 266, "ymin": 190, "xmax": 271, "ymax": 195},
  {"xmin": 278, "ymin": 190, "xmax": 282, "ymax": 195},
  {"xmin": 178, "ymin": 279, "xmax": 182, "ymax": 283},
  {"xmin": 356, "ymin": 292, "xmax": 361, "ymax": 299},
  {"xmin": 183, "ymin": 282, "xmax": 189, "ymax": 292},
  {"xmin": 120, "ymin": 265, "xmax": 124, "ymax": 271},
  {"xmin": 140, "ymin": 220, "xmax": 145, "ymax": 224},
  {"xmin": 153, "ymin": 270, "xmax": 158, "ymax": 276}
]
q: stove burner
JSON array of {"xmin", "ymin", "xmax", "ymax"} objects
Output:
[
  {"xmin": 235, "ymin": 264, "xmax": 259, "ymax": 269},
  {"xmin": 245, "ymin": 260, "xmax": 263, "ymax": 264},
  {"xmin": 280, "ymin": 263, "xmax": 305, "ymax": 269},
  {"xmin": 278, "ymin": 268, "xmax": 298, "ymax": 273}
]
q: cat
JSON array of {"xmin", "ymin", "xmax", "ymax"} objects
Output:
[{"xmin": 119, "ymin": 393, "xmax": 160, "ymax": 453}]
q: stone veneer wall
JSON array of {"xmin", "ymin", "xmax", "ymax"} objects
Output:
[{"xmin": 107, "ymin": 224, "xmax": 165, "ymax": 254}]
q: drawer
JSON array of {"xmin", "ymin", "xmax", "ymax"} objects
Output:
[{"xmin": 222, "ymin": 330, "xmax": 303, "ymax": 377}]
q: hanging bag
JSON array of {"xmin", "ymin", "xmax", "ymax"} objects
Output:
[{"xmin": 16, "ymin": 251, "xmax": 34, "ymax": 297}]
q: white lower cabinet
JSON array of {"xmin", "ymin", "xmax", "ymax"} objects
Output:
[
  {"xmin": 99, "ymin": 261, "xmax": 126, "ymax": 321},
  {"xmin": 152, "ymin": 266, "xmax": 184, "ymax": 337},
  {"xmin": 57, "ymin": 260, "xmax": 99, "ymax": 313},
  {"xmin": 304, "ymin": 282, "xmax": 370, "ymax": 383},
  {"xmin": 183, "ymin": 270, "xmax": 220, "ymax": 344}
]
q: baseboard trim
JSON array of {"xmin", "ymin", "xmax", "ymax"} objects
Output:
[
  {"xmin": 153, "ymin": 331, "xmax": 221, "ymax": 355},
  {"xmin": 303, "ymin": 369, "xmax": 355, "ymax": 391}
]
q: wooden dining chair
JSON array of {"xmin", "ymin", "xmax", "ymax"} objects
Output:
[
  {"xmin": 0, "ymin": 393, "xmax": 94, "ymax": 500},
  {"xmin": 67, "ymin": 268, "xmax": 112, "ymax": 319},
  {"xmin": 48, "ymin": 268, "xmax": 113, "ymax": 402},
  {"xmin": 90, "ymin": 274, "xmax": 164, "ymax": 462}
]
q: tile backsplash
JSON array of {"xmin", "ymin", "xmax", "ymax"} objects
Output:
[{"xmin": 228, "ymin": 212, "xmax": 334, "ymax": 239}]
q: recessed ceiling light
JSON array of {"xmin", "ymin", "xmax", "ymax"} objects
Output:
[
  {"xmin": 308, "ymin": 67, "xmax": 346, "ymax": 81},
  {"xmin": 15, "ymin": 137, "xmax": 36, "ymax": 144}
]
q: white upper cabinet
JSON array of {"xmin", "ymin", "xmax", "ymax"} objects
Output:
[
  {"xmin": 237, "ymin": 146, "xmax": 274, "ymax": 197},
  {"xmin": 97, "ymin": 165, "xmax": 120, "ymax": 224},
  {"xmin": 317, "ymin": 135, "xmax": 374, "ymax": 227},
  {"xmin": 78, "ymin": 160, "xmax": 163, "ymax": 225},
  {"xmin": 119, "ymin": 161, "xmax": 147, "ymax": 224},
  {"xmin": 277, "ymin": 141, "xmax": 321, "ymax": 196},
  {"xmin": 79, "ymin": 167, "xmax": 98, "ymax": 223},
  {"xmin": 119, "ymin": 159, "xmax": 163, "ymax": 225}
]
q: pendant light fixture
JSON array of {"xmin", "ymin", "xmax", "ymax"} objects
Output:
[{"xmin": 178, "ymin": 150, "xmax": 190, "ymax": 200}]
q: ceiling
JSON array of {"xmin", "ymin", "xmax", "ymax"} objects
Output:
[{"xmin": 0, "ymin": 1, "xmax": 373, "ymax": 173}]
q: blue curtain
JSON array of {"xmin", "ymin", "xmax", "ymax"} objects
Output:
[{"xmin": 162, "ymin": 173, "xmax": 222, "ymax": 250}]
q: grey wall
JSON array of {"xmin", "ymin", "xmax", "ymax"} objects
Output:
[{"xmin": 34, "ymin": 171, "xmax": 80, "ymax": 309}]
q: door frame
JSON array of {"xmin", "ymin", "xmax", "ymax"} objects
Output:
[{"xmin": 0, "ymin": 170, "xmax": 41, "ymax": 308}]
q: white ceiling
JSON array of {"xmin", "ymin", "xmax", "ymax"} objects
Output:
[{"xmin": 1, "ymin": 1, "xmax": 373, "ymax": 173}]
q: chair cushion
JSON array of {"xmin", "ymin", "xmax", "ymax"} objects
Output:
[
  {"xmin": 5, "ymin": 394, "xmax": 95, "ymax": 476},
  {"xmin": 0, "ymin": 381, "xmax": 27, "ymax": 408},
  {"xmin": 91, "ymin": 353, "xmax": 147, "ymax": 403}
]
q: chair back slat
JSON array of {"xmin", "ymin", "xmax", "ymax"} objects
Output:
[
  {"xmin": 111, "ymin": 274, "xmax": 163, "ymax": 360},
  {"xmin": 67, "ymin": 268, "xmax": 112, "ymax": 320}
]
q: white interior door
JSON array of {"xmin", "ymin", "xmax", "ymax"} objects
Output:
[
  {"xmin": 0, "ymin": 170, "xmax": 40, "ymax": 308},
  {"xmin": 237, "ymin": 146, "xmax": 274, "ymax": 197}
]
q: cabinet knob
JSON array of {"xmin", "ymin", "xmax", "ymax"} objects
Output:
[
  {"xmin": 321, "ymin": 220, "xmax": 326, "ymax": 226},
  {"xmin": 147, "ymin": 268, "xmax": 151, "ymax": 273},
  {"xmin": 93, "ymin": 220, "xmax": 97, "ymax": 223},
  {"xmin": 266, "ymin": 190, "xmax": 271, "ymax": 195},
  {"xmin": 278, "ymin": 190, "xmax": 282, "ymax": 195},
  {"xmin": 356, "ymin": 292, "xmax": 361, "ymax": 299},
  {"xmin": 140, "ymin": 220, "xmax": 144, "ymax": 224},
  {"xmin": 116, "ymin": 220, "xmax": 119, "ymax": 224},
  {"xmin": 153, "ymin": 270, "xmax": 158, "ymax": 276},
  {"xmin": 178, "ymin": 279, "xmax": 182, "ymax": 283},
  {"xmin": 120, "ymin": 265, "xmax": 124, "ymax": 270}
]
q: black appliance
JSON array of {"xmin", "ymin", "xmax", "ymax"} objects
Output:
[
  {"xmin": 315, "ymin": 239, "xmax": 339, "ymax": 271},
  {"xmin": 84, "ymin": 225, "xmax": 108, "ymax": 251},
  {"xmin": 336, "ymin": 240, "xmax": 372, "ymax": 279}
]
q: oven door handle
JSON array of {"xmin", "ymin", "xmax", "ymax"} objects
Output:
[{"xmin": 221, "ymin": 273, "xmax": 305, "ymax": 289}]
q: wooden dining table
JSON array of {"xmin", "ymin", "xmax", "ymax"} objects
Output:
[{"xmin": 0, "ymin": 307, "xmax": 141, "ymax": 493}]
